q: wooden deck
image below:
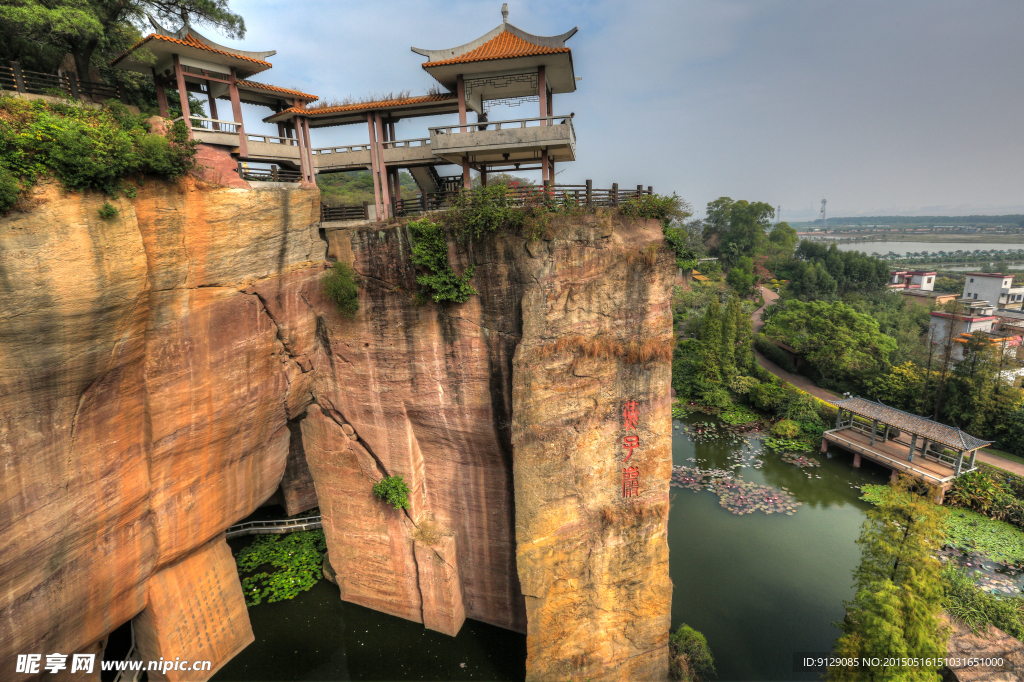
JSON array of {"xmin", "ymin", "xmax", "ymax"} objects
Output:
[{"xmin": 823, "ymin": 427, "xmax": 964, "ymax": 489}]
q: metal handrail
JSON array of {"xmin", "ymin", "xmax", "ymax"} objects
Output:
[
  {"xmin": 430, "ymin": 115, "xmax": 575, "ymax": 135},
  {"xmin": 225, "ymin": 516, "xmax": 322, "ymax": 538}
]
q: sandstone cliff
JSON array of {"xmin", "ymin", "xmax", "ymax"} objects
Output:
[{"xmin": 0, "ymin": 178, "xmax": 673, "ymax": 681}]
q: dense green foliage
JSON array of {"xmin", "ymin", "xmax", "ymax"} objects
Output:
[
  {"xmin": 702, "ymin": 197, "xmax": 774, "ymax": 267},
  {"xmin": 761, "ymin": 300, "xmax": 897, "ymax": 384},
  {"xmin": 829, "ymin": 478, "xmax": 948, "ymax": 682},
  {"xmin": 619, "ymin": 192, "xmax": 685, "ymax": 221},
  {"xmin": 321, "ymin": 261, "xmax": 360, "ymax": 317},
  {"xmin": 942, "ymin": 565, "xmax": 1024, "ymax": 639},
  {"xmin": 407, "ymin": 218, "xmax": 477, "ymax": 304},
  {"xmin": 372, "ymin": 475, "xmax": 410, "ymax": 510},
  {"xmin": 0, "ymin": 95, "xmax": 196, "ymax": 209},
  {"xmin": 673, "ymin": 293, "xmax": 754, "ymax": 408},
  {"xmin": 668, "ymin": 624, "xmax": 715, "ymax": 681},
  {"xmin": 235, "ymin": 530, "xmax": 327, "ymax": 606}
]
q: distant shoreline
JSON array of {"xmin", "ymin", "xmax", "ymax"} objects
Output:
[{"xmin": 801, "ymin": 233, "xmax": 1024, "ymax": 244}]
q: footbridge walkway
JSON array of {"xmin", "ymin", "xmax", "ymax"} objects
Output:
[{"xmin": 224, "ymin": 516, "xmax": 323, "ymax": 539}]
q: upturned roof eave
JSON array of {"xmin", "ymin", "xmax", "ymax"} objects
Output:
[{"xmin": 411, "ymin": 21, "xmax": 577, "ymax": 62}]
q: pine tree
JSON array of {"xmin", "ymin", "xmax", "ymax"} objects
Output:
[
  {"xmin": 695, "ymin": 298, "xmax": 725, "ymax": 404},
  {"xmin": 828, "ymin": 476, "xmax": 948, "ymax": 682},
  {"xmin": 720, "ymin": 295, "xmax": 737, "ymax": 380}
]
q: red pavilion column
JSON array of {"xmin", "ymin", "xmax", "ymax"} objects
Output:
[
  {"xmin": 172, "ymin": 54, "xmax": 192, "ymax": 139},
  {"xmin": 366, "ymin": 113, "xmax": 383, "ymax": 221},
  {"xmin": 152, "ymin": 68, "xmax": 169, "ymax": 118},
  {"xmin": 538, "ymin": 66, "xmax": 548, "ymax": 183},
  {"xmin": 294, "ymin": 115, "xmax": 310, "ymax": 184},
  {"xmin": 228, "ymin": 67, "xmax": 247, "ymax": 158},
  {"xmin": 457, "ymin": 74, "xmax": 471, "ymax": 189}
]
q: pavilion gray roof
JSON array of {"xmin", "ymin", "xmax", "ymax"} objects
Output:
[{"xmin": 829, "ymin": 396, "xmax": 992, "ymax": 451}]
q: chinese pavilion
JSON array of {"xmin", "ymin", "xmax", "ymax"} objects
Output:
[
  {"xmin": 111, "ymin": 17, "xmax": 320, "ymax": 181},
  {"xmin": 113, "ymin": 6, "xmax": 580, "ymax": 221}
]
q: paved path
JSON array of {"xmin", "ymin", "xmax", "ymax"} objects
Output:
[{"xmin": 751, "ymin": 289, "xmax": 1024, "ymax": 477}]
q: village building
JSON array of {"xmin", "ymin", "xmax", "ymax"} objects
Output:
[
  {"xmin": 824, "ymin": 397, "xmax": 991, "ymax": 499},
  {"xmin": 888, "ymin": 269, "xmax": 937, "ymax": 291},
  {"xmin": 928, "ymin": 298, "xmax": 1023, "ymax": 362},
  {"xmin": 962, "ymin": 272, "xmax": 1024, "ymax": 310}
]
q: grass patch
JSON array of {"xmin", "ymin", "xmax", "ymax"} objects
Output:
[{"xmin": 943, "ymin": 564, "xmax": 1024, "ymax": 639}]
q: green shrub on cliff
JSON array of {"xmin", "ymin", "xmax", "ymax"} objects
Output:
[
  {"xmin": 372, "ymin": 475, "xmax": 410, "ymax": 510},
  {"xmin": 0, "ymin": 95, "xmax": 196, "ymax": 213},
  {"xmin": 669, "ymin": 624, "xmax": 715, "ymax": 681},
  {"xmin": 408, "ymin": 218, "xmax": 477, "ymax": 304},
  {"xmin": 620, "ymin": 192, "xmax": 684, "ymax": 221},
  {"xmin": 322, "ymin": 261, "xmax": 360, "ymax": 317}
]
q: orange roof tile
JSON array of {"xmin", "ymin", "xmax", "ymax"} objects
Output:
[
  {"xmin": 275, "ymin": 93, "xmax": 457, "ymax": 118},
  {"xmin": 110, "ymin": 33, "xmax": 272, "ymax": 68},
  {"xmin": 237, "ymin": 79, "xmax": 317, "ymax": 101},
  {"xmin": 422, "ymin": 31, "xmax": 570, "ymax": 67}
]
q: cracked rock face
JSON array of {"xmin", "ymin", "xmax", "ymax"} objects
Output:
[{"xmin": 0, "ymin": 181, "xmax": 671, "ymax": 681}]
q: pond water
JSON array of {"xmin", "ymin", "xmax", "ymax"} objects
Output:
[
  {"xmin": 215, "ymin": 412, "xmax": 892, "ymax": 681},
  {"xmin": 668, "ymin": 412, "xmax": 888, "ymax": 681}
]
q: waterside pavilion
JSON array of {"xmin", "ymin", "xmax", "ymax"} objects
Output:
[{"xmin": 823, "ymin": 397, "xmax": 991, "ymax": 498}]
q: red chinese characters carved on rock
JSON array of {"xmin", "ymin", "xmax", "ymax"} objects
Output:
[{"xmin": 621, "ymin": 400, "xmax": 640, "ymax": 497}]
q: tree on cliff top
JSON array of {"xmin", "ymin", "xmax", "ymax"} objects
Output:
[
  {"xmin": 0, "ymin": 0, "xmax": 244, "ymax": 108},
  {"xmin": 828, "ymin": 476, "xmax": 948, "ymax": 682}
]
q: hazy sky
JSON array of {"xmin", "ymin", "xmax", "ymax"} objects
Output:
[{"xmin": 222, "ymin": 0, "xmax": 1024, "ymax": 220}]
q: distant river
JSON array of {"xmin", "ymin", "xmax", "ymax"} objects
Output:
[{"xmin": 832, "ymin": 241, "xmax": 1023, "ymax": 256}]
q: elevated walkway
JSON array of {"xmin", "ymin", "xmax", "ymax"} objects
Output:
[
  {"xmin": 225, "ymin": 516, "xmax": 322, "ymax": 538},
  {"xmin": 429, "ymin": 115, "xmax": 576, "ymax": 166}
]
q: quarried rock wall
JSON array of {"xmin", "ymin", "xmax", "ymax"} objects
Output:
[{"xmin": 1, "ymin": 179, "xmax": 672, "ymax": 681}]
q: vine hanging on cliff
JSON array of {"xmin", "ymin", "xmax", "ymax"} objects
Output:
[{"xmin": 407, "ymin": 218, "xmax": 477, "ymax": 304}]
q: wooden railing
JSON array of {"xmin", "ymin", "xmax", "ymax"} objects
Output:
[
  {"xmin": 1, "ymin": 61, "xmax": 125, "ymax": 103},
  {"xmin": 239, "ymin": 164, "xmax": 302, "ymax": 183},
  {"xmin": 320, "ymin": 182, "xmax": 655, "ymax": 222},
  {"xmin": 321, "ymin": 203, "xmax": 368, "ymax": 221}
]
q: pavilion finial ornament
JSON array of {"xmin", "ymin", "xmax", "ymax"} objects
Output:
[{"xmin": 502, "ymin": 3, "xmax": 509, "ymax": 22}]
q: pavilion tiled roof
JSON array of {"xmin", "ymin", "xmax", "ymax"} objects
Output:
[
  {"xmin": 110, "ymin": 33, "xmax": 273, "ymax": 68},
  {"xmin": 267, "ymin": 93, "xmax": 457, "ymax": 120},
  {"xmin": 422, "ymin": 31, "xmax": 570, "ymax": 67},
  {"xmin": 830, "ymin": 397, "xmax": 992, "ymax": 451},
  {"xmin": 237, "ymin": 80, "xmax": 317, "ymax": 101}
]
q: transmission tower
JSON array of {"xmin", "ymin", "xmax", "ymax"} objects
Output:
[
  {"xmin": 819, "ymin": 199, "xmax": 827, "ymax": 229},
  {"xmin": 777, "ymin": 205, "xmax": 781, "ymax": 225}
]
